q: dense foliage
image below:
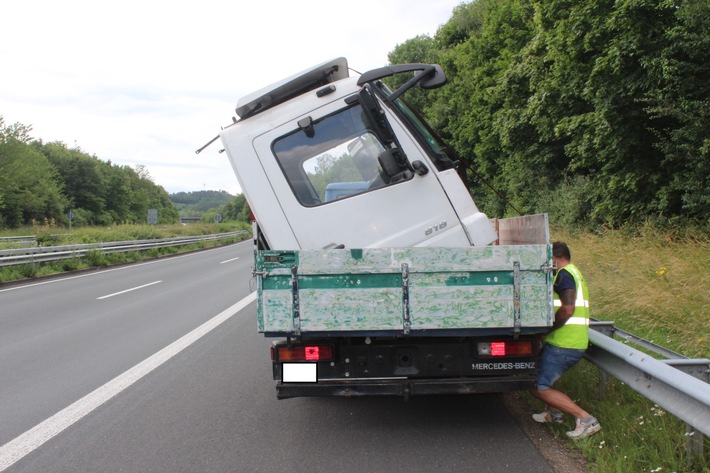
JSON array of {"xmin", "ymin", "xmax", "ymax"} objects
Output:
[
  {"xmin": 388, "ymin": 0, "xmax": 709, "ymax": 228},
  {"xmin": 171, "ymin": 190, "xmax": 235, "ymax": 217},
  {"xmin": 0, "ymin": 118, "xmax": 179, "ymax": 228},
  {"xmin": 218, "ymin": 193, "xmax": 251, "ymax": 223}
]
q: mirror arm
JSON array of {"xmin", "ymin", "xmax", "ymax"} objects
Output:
[{"xmin": 385, "ymin": 65, "xmax": 437, "ymax": 103}]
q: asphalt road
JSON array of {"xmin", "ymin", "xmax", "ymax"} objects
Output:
[{"xmin": 0, "ymin": 242, "xmax": 553, "ymax": 472}]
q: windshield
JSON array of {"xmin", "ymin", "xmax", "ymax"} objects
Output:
[{"xmin": 375, "ymin": 82, "xmax": 456, "ymax": 172}]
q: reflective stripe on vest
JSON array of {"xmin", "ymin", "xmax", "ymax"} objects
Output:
[
  {"xmin": 553, "ymin": 299, "xmax": 590, "ymax": 308},
  {"xmin": 546, "ymin": 263, "xmax": 590, "ymax": 349},
  {"xmin": 565, "ymin": 316, "xmax": 590, "ymax": 326}
]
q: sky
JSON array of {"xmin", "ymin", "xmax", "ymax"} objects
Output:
[{"xmin": 1, "ymin": 0, "xmax": 463, "ymax": 196}]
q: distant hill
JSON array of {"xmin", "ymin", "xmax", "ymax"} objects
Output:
[{"xmin": 170, "ymin": 190, "xmax": 234, "ymax": 217}]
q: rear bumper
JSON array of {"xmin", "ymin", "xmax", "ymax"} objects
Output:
[{"xmin": 276, "ymin": 376, "xmax": 536, "ymax": 399}]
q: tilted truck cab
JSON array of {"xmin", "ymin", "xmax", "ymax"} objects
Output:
[{"xmin": 213, "ymin": 58, "xmax": 553, "ymax": 399}]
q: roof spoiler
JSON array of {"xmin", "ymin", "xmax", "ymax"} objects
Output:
[{"xmin": 235, "ymin": 57, "xmax": 349, "ymax": 119}]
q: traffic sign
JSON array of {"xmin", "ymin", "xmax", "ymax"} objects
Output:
[{"xmin": 147, "ymin": 209, "xmax": 158, "ymax": 225}]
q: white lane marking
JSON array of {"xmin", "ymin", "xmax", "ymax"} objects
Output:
[
  {"xmin": 96, "ymin": 281, "xmax": 162, "ymax": 300},
  {"xmin": 220, "ymin": 257, "xmax": 240, "ymax": 264},
  {"xmin": 0, "ymin": 291, "xmax": 257, "ymax": 472},
  {"xmin": 0, "ymin": 240, "xmax": 252, "ymax": 294}
]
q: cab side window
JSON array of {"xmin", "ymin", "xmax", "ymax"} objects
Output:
[{"xmin": 273, "ymin": 104, "xmax": 393, "ymax": 206}]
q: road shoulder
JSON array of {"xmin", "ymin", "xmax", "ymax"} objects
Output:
[{"xmin": 503, "ymin": 392, "xmax": 590, "ymax": 473}]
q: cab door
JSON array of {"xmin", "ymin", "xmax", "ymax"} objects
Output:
[{"xmin": 252, "ymin": 94, "xmax": 471, "ymax": 250}]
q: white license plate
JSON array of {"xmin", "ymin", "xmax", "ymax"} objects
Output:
[{"xmin": 282, "ymin": 363, "xmax": 317, "ymax": 383}]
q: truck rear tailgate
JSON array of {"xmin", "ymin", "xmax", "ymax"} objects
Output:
[{"xmin": 256, "ymin": 245, "xmax": 553, "ymax": 336}]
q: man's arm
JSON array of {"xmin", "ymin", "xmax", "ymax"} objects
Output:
[{"xmin": 552, "ymin": 288, "xmax": 576, "ymax": 330}]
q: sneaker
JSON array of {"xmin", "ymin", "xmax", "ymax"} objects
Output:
[
  {"xmin": 566, "ymin": 417, "xmax": 602, "ymax": 439},
  {"xmin": 532, "ymin": 410, "xmax": 564, "ymax": 424}
]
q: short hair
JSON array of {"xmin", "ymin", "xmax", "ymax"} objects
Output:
[{"xmin": 552, "ymin": 241, "xmax": 571, "ymax": 260}]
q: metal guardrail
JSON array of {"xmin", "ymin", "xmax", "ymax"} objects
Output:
[
  {"xmin": 0, "ymin": 231, "xmax": 249, "ymax": 267},
  {"xmin": 0, "ymin": 236, "xmax": 36, "ymax": 247},
  {"xmin": 0, "ymin": 236, "xmax": 35, "ymax": 241},
  {"xmin": 587, "ymin": 322, "xmax": 710, "ymax": 463}
]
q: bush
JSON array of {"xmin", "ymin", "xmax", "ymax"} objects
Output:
[
  {"xmin": 129, "ymin": 226, "xmax": 162, "ymax": 240},
  {"xmin": 61, "ymin": 257, "xmax": 81, "ymax": 272},
  {"xmin": 535, "ymin": 175, "xmax": 594, "ymax": 229},
  {"xmin": 83, "ymin": 249, "xmax": 107, "ymax": 267},
  {"xmin": 18, "ymin": 263, "xmax": 38, "ymax": 279},
  {"xmin": 35, "ymin": 231, "xmax": 61, "ymax": 247}
]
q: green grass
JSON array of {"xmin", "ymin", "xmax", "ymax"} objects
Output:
[
  {"xmin": 0, "ymin": 222, "xmax": 252, "ymax": 283},
  {"xmin": 555, "ymin": 224, "xmax": 709, "ymax": 360},
  {"xmin": 533, "ymin": 224, "xmax": 710, "ymax": 473}
]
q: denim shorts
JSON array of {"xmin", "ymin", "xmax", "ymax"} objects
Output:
[{"xmin": 536, "ymin": 344, "xmax": 585, "ymax": 391}]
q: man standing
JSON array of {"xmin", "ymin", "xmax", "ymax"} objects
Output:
[{"xmin": 530, "ymin": 241, "xmax": 601, "ymax": 439}]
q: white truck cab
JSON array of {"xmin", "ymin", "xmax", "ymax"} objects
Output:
[{"xmin": 218, "ymin": 58, "xmax": 497, "ymax": 251}]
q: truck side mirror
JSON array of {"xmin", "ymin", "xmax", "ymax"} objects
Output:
[
  {"xmin": 418, "ymin": 65, "xmax": 447, "ymax": 89},
  {"xmin": 411, "ymin": 160, "xmax": 429, "ymax": 176},
  {"xmin": 357, "ymin": 64, "xmax": 447, "ymax": 103},
  {"xmin": 378, "ymin": 148, "xmax": 413, "ymax": 184}
]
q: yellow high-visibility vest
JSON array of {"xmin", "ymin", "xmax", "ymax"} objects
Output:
[{"xmin": 546, "ymin": 263, "xmax": 590, "ymax": 349}]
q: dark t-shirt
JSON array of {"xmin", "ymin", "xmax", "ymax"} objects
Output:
[{"xmin": 554, "ymin": 268, "xmax": 576, "ymax": 296}]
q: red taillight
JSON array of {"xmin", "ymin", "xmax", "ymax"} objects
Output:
[
  {"xmin": 276, "ymin": 345, "xmax": 334, "ymax": 362},
  {"xmin": 478, "ymin": 341, "xmax": 533, "ymax": 357},
  {"xmin": 491, "ymin": 342, "xmax": 506, "ymax": 356},
  {"xmin": 304, "ymin": 346, "xmax": 321, "ymax": 361}
]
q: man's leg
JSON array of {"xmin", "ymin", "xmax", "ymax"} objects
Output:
[{"xmin": 531, "ymin": 387, "xmax": 590, "ymax": 419}]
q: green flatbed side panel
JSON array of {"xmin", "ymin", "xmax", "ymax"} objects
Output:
[
  {"xmin": 300, "ymin": 287, "xmax": 403, "ymax": 331},
  {"xmin": 409, "ymin": 270, "xmax": 549, "ymax": 329},
  {"xmin": 259, "ymin": 290, "xmax": 293, "ymax": 332},
  {"xmin": 256, "ymin": 245, "xmax": 552, "ymax": 333},
  {"xmin": 293, "ymin": 246, "xmax": 547, "ymax": 273},
  {"xmin": 409, "ymin": 284, "xmax": 514, "ymax": 329}
]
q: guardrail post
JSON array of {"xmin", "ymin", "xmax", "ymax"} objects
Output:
[
  {"xmin": 590, "ymin": 321, "xmax": 614, "ymax": 401},
  {"xmin": 661, "ymin": 358, "xmax": 709, "ymax": 467},
  {"xmin": 597, "ymin": 368, "xmax": 610, "ymax": 401},
  {"xmin": 687, "ymin": 421, "xmax": 706, "ymax": 467}
]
